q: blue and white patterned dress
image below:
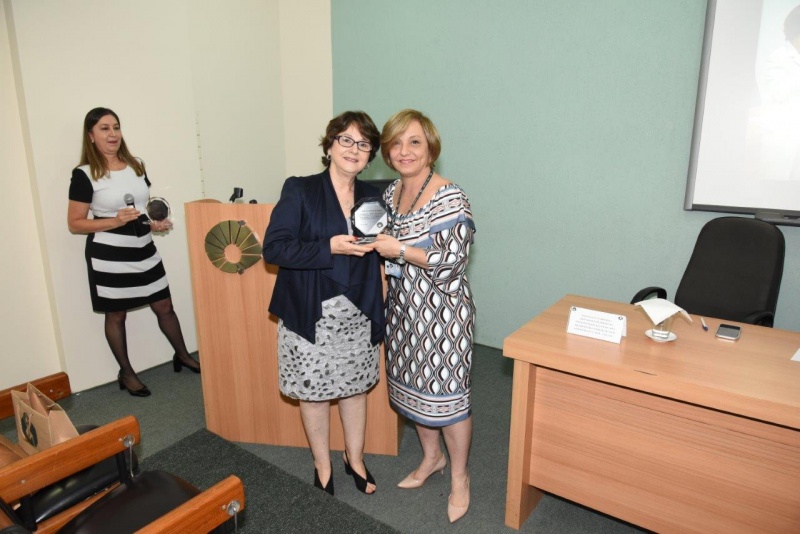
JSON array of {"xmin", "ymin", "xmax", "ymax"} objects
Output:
[{"xmin": 383, "ymin": 181, "xmax": 476, "ymax": 427}]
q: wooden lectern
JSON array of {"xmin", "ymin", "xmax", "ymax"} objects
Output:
[{"xmin": 185, "ymin": 200, "xmax": 402, "ymax": 455}]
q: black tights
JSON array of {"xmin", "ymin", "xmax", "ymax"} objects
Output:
[{"xmin": 105, "ymin": 297, "xmax": 195, "ymax": 389}]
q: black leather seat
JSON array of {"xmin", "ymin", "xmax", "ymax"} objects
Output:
[
  {"xmin": 0, "ymin": 526, "xmax": 29, "ymax": 534},
  {"xmin": 632, "ymin": 216, "xmax": 785, "ymax": 326},
  {"xmin": 18, "ymin": 425, "xmax": 138, "ymax": 527},
  {"xmin": 57, "ymin": 470, "xmax": 201, "ymax": 534}
]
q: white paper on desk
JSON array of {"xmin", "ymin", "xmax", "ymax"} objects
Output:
[
  {"xmin": 633, "ymin": 298, "xmax": 693, "ymax": 325},
  {"xmin": 791, "ymin": 347, "xmax": 800, "ymax": 362},
  {"xmin": 566, "ymin": 306, "xmax": 627, "ymax": 344}
]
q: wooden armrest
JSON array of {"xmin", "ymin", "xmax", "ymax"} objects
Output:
[
  {"xmin": 0, "ymin": 508, "xmax": 15, "ymax": 529},
  {"xmin": 0, "ymin": 416, "xmax": 138, "ymax": 504},
  {"xmin": 136, "ymin": 475, "xmax": 245, "ymax": 534},
  {"xmin": 0, "ymin": 373, "xmax": 71, "ymax": 421}
]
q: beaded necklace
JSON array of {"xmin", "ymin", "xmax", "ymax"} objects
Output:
[{"xmin": 391, "ymin": 169, "xmax": 434, "ymax": 237}]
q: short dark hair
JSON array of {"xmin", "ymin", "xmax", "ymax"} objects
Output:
[{"xmin": 319, "ymin": 111, "xmax": 380, "ymax": 167}]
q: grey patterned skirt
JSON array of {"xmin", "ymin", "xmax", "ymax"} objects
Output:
[{"xmin": 278, "ymin": 295, "xmax": 379, "ymax": 401}]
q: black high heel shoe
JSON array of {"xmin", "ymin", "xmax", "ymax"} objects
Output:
[
  {"xmin": 314, "ymin": 468, "xmax": 334, "ymax": 496},
  {"xmin": 173, "ymin": 354, "xmax": 201, "ymax": 374},
  {"xmin": 117, "ymin": 371, "xmax": 151, "ymax": 397},
  {"xmin": 343, "ymin": 451, "xmax": 376, "ymax": 494}
]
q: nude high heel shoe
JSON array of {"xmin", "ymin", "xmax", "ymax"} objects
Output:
[
  {"xmin": 397, "ymin": 453, "xmax": 447, "ymax": 489},
  {"xmin": 447, "ymin": 475, "xmax": 470, "ymax": 523}
]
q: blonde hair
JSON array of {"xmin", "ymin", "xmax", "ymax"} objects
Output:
[
  {"xmin": 380, "ymin": 109, "xmax": 441, "ymax": 171},
  {"xmin": 79, "ymin": 107, "xmax": 144, "ymax": 180}
]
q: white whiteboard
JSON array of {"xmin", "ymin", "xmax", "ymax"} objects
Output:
[{"xmin": 686, "ymin": 0, "xmax": 800, "ymax": 221}]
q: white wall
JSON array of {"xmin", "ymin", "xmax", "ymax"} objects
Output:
[
  {"xmin": 188, "ymin": 0, "xmax": 286, "ymax": 204},
  {"xmin": 0, "ymin": 0, "xmax": 333, "ymax": 391},
  {"xmin": 0, "ymin": 2, "xmax": 62, "ymax": 387},
  {"xmin": 278, "ymin": 0, "xmax": 333, "ymax": 178}
]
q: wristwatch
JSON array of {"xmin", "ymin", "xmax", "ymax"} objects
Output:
[{"xmin": 397, "ymin": 244, "xmax": 406, "ymax": 265}]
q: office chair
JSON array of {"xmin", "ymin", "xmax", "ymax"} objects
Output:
[
  {"xmin": 0, "ymin": 416, "xmax": 244, "ymax": 533},
  {"xmin": 631, "ymin": 216, "xmax": 785, "ymax": 327}
]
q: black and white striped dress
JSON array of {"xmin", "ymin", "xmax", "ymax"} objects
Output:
[{"xmin": 68, "ymin": 164, "xmax": 170, "ymax": 313}]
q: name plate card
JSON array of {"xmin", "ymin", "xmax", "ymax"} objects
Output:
[{"xmin": 566, "ymin": 306, "xmax": 627, "ymax": 344}]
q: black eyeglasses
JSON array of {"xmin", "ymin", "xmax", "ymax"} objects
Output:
[{"xmin": 335, "ymin": 136, "xmax": 372, "ymax": 152}]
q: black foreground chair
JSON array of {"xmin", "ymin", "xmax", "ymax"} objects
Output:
[
  {"xmin": 1, "ymin": 375, "xmax": 244, "ymax": 533},
  {"xmin": 0, "ymin": 374, "xmax": 138, "ymax": 530},
  {"xmin": 0, "ymin": 415, "xmax": 244, "ymax": 534},
  {"xmin": 631, "ymin": 216, "xmax": 785, "ymax": 326}
]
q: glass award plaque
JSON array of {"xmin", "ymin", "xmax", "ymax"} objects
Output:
[
  {"xmin": 143, "ymin": 197, "xmax": 171, "ymax": 225},
  {"xmin": 351, "ymin": 197, "xmax": 388, "ymax": 244}
]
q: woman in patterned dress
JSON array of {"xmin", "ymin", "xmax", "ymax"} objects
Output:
[
  {"xmin": 372, "ymin": 109, "xmax": 476, "ymax": 523},
  {"xmin": 262, "ymin": 111, "xmax": 384, "ymax": 496},
  {"xmin": 67, "ymin": 108, "xmax": 200, "ymax": 398}
]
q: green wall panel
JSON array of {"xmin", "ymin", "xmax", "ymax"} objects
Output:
[{"xmin": 331, "ymin": 0, "xmax": 800, "ymax": 347}]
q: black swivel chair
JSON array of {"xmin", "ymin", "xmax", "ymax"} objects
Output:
[{"xmin": 631, "ymin": 216, "xmax": 785, "ymax": 327}]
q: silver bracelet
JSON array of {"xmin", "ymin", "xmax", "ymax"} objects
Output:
[{"xmin": 397, "ymin": 244, "xmax": 406, "ymax": 265}]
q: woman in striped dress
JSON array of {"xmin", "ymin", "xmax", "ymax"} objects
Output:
[
  {"xmin": 372, "ymin": 109, "xmax": 476, "ymax": 523},
  {"xmin": 67, "ymin": 107, "xmax": 199, "ymax": 397}
]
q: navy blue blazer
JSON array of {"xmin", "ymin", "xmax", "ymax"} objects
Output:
[{"xmin": 262, "ymin": 169, "xmax": 385, "ymax": 344}]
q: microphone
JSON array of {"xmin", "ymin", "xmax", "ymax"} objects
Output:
[{"xmin": 123, "ymin": 193, "xmax": 142, "ymax": 235}]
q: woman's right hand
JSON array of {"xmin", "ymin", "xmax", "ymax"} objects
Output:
[
  {"xmin": 68, "ymin": 201, "xmax": 140, "ymax": 234},
  {"xmin": 371, "ymin": 233, "xmax": 400, "ymax": 259},
  {"xmin": 114, "ymin": 207, "xmax": 140, "ymax": 228},
  {"xmin": 330, "ymin": 234, "xmax": 375, "ymax": 257}
]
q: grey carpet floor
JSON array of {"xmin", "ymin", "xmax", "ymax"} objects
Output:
[
  {"xmin": 141, "ymin": 428, "xmax": 399, "ymax": 533},
  {"xmin": 1, "ymin": 345, "xmax": 647, "ymax": 533},
  {"xmin": 237, "ymin": 345, "xmax": 647, "ymax": 534}
]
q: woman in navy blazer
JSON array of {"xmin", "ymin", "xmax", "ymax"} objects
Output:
[{"xmin": 263, "ymin": 111, "xmax": 384, "ymax": 496}]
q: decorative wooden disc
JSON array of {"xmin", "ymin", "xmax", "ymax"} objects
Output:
[{"xmin": 204, "ymin": 220, "xmax": 262, "ymax": 274}]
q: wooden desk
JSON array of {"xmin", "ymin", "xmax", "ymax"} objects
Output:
[{"xmin": 503, "ymin": 295, "xmax": 800, "ymax": 532}]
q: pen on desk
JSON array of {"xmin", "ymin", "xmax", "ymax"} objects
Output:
[{"xmin": 700, "ymin": 317, "xmax": 708, "ymax": 331}]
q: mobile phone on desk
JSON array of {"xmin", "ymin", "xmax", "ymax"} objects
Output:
[{"xmin": 715, "ymin": 323, "xmax": 741, "ymax": 341}]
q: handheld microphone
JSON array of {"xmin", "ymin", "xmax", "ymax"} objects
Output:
[{"xmin": 123, "ymin": 193, "xmax": 142, "ymax": 235}]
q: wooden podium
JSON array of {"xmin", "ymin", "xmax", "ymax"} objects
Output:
[{"xmin": 185, "ymin": 200, "xmax": 402, "ymax": 455}]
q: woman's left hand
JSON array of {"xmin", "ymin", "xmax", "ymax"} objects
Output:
[{"xmin": 149, "ymin": 219, "xmax": 174, "ymax": 233}]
